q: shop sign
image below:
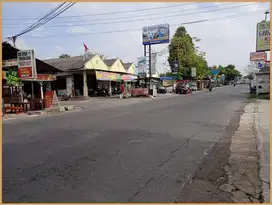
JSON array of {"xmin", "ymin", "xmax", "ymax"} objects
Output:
[
  {"xmin": 3, "ymin": 59, "xmax": 18, "ymax": 68},
  {"xmin": 36, "ymin": 74, "xmax": 57, "ymax": 81},
  {"xmin": 256, "ymin": 21, "xmax": 270, "ymax": 52},
  {"xmin": 96, "ymin": 71, "xmax": 120, "ymax": 81},
  {"xmin": 17, "ymin": 50, "xmax": 37, "ymax": 79},
  {"xmin": 6, "ymin": 70, "xmax": 21, "ymax": 86},
  {"xmin": 250, "ymin": 52, "xmax": 267, "ymax": 61},
  {"xmin": 45, "ymin": 91, "xmax": 54, "ymax": 108},
  {"xmin": 131, "ymin": 88, "xmax": 149, "ymax": 97}
]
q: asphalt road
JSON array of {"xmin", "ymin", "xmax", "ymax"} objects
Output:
[{"xmin": 3, "ymin": 85, "xmax": 248, "ymax": 202}]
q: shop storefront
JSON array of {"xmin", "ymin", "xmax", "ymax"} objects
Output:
[
  {"xmin": 95, "ymin": 71, "xmax": 138, "ymax": 96},
  {"xmin": 2, "ymin": 42, "xmax": 60, "ymax": 114}
]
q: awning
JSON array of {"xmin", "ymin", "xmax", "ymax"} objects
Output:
[
  {"xmin": 95, "ymin": 71, "xmax": 121, "ymax": 81},
  {"xmin": 95, "ymin": 71, "xmax": 138, "ymax": 81},
  {"xmin": 121, "ymin": 75, "xmax": 138, "ymax": 81}
]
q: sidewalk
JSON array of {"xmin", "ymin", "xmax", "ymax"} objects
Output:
[
  {"xmin": 223, "ymin": 99, "xmax": 270, "ymax": 202},
  {"xmin": 254, "ymin": 99, "xmax": 270, "ymax": 202}
]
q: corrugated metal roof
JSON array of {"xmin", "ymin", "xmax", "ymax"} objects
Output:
[{"xmin": 43, "ymin": 55, "xmax": 95, "ymax": 71}]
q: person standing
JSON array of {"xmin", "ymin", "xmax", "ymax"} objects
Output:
[{"xmin": 120, "ymin": 82, "xmax": 125, "ymax": 99}]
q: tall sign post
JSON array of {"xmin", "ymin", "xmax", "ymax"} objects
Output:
[
  {"xmin": 142, "ymin": 24, "xmax": 170, "ymax": 94},
  {"xmin": 17, "ymin": 50, "xmax": 37, "ymax": 79}
]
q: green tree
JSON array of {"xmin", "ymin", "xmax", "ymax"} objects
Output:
[
  {"xmin": 168, "ymin": 26, "xmax": 209, "ymax": 80},
  {"xmin": 223, "ymin": 64, "xmax": 241, "ymax": 81},
  {"xmin": 59, "ymin": 54, "xmax": 70, "ymax": 58},
  {"xmin": 160, "ymin": 72, "xmax": 175, "ymax": 77}
]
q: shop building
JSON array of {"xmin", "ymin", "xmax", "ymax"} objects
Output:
[
  {"xmin": 44, "ymin": 54, "xmax": 109, "ymax": 98},
  {"xmin": 2, "ymin": 42, "xmax": 60, "ymax": 112},
  {"xmin": 44, "ymin": 56, "xmax": 138, "ymax": 98}
]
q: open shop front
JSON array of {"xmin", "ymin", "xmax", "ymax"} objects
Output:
[
  {"xmin": 95, "ymin": 71, "xmax": 138, "ymax": 97},
  {"xmin": 2, "ymin": 42, "xmax": 60, "ymax": 114},
  {"xmin": 2, "ymin": 70, "xmax": 57, "ymax": 114}
]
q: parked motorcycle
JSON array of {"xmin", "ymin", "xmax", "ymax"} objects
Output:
[{"xmin": 63, "ymin": 94, "xmax": 72, "ymax": 101}]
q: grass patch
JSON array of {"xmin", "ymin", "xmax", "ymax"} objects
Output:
[{"xmin": 247, "ymin": 93, "xmax": 270, "ymax": 100}]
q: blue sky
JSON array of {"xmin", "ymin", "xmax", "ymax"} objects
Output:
[{"xmin": 3, "ymin": 2, "xmax": 270, "ymax": 74}]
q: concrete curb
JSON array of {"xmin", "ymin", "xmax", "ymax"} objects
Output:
[{"xmin": 254, "ymin": 102, "xmax": 270, "ymax": 203}]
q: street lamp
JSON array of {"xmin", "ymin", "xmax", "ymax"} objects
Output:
[{"xmin": 265, "ymin": 10, "xmax": 269, "ymax": 22}]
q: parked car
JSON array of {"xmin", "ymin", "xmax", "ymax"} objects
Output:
[
  {"xmin": 175, "ymin": 83, "xmax": 189, "ymax": 94},
  {"xmin": 156, "ymin": 85, "xmax": 167, "ymax": 94}
]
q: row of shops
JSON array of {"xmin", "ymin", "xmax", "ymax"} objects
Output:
[
  {"xmin": 43, "ymin": 55, "xmax": 139, "ymax": 98},
  {"xmin": 2, "ymin": 42, "xmax": 150, "ymax": 114}
]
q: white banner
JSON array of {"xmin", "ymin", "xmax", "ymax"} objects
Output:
[
  {"xmin": 137, "ymin": 57, "xmax": 147, "ymax": 73},
  {"xmin": 151, "ymin": 53, "xmax": 157, "ymax": 75},
  {"xmin": 191, "ymin": 67, "xmax": 196, "ymax": 77}
]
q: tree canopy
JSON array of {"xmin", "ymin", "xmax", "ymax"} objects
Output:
[
  {"xmin": 168, "ymin": 26, "xmax": 209, "ymax": 80},
  {"xmin": 59, "ymin": 54, "xmax": 70, "ymax": 58}
]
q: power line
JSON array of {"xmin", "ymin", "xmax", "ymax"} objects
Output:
[
  {"xmin": 3, "ymin": 2, "xmax": 241, "ymax": 26},
  {"xmin": 3, "ymin": 2, "xmax": 264, "ymax": 29},
  {"xmin": 15, "ymin": 3, "xmax": 67, "ymax": 37},
  {"xmin": 15, "ymin": 9, "xmax": 265, "ymax": 39},
  {"xmin": 3, "ymin": 2, "xmax": 197, "ymax": 21},
  {"xmin": 7, "ymin": 2, "xmax": 76, "ymax": 46}
]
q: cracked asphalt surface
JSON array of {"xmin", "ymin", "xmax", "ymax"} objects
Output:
[{"xmin": 3, "ymin": 85, "xmax": 248, "ymax": 202}]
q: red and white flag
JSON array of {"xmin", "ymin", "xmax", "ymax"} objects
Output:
[{"xmin": 83, "ymin": 43, "xmax": 89, "ymax": 53}]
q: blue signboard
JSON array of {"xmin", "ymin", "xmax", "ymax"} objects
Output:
[
  {"xmin": 257, "ymin": 62, "xmax": 263, "ymax": 69},
  {"xmin": 160, "ymin": 76, "xmax": 177, "ymax": 81},
  {"xmin": 211, "ymin": 69, "xmax": 220, "ymax": 75},
  {"xmin": 142, "ymin": 24, "xmax": 170, "ymax": 45},
  {"xmin": 221, "ymin": 74, "xmax": 225, "ymax": 81}
]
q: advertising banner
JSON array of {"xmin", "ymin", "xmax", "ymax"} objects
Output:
[
  {"xmin": 45, "ymin": 91, "xmax": 54, "ymax": 108},
  {"xmin": 6, "ymin": 70, "xmax": 21, "ymax": 86},
  {"xmin": 36, "ymin": 74, "xmax": 57, "ymax": 81},
  {"xmin": 170, "ymin": 60, "xmax": 178, "ymax": 73},
  {"xmin": 17, "ymin": 50, "xmax": 37, "ymax": 79},
  {"xmin": 256, "ymin": 21, "xmax": 270, "ymax": 52},
  {"xmin": 3, "ymin": 59, "xmax": 18, "ymax": 68},
  {"xmin": 142, "ymin": 24, "xmax": 170, "ymax": 45},
  {"xmin": 191, "ymin": 67, "xmax": 196, "ymax": 77},
  {"xmin": 250, "ymin": 51, "xmax": 267, "ymax": 61},
  {"xmin": 137, "ymin": 57, "xmax": 147, "ymax": 73},
  {"xmin": 95, "ymin": 71, "xmax": 120, "ymax": 81},
  {"xmin": 131, "ymin": 88, "xmax": 149, "ymax": 97},
  {"xmin": 151, "ymin": 53, "xmax": 157, "ymax": 75}
]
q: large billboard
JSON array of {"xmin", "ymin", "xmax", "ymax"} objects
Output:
[
  {"xmin": 256, "ymin": 21, "xmax": 270, "ymax": 52},
  {"xmin": 142, "ymin": 24, "xmax": 170, "ymax": 45}
]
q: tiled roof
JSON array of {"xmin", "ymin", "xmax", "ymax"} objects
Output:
[
  {"xmin": 43, "ymin": 55, "xmax": 95, "ymax": 71},
  {"xmin": 123, "ymin": 62, "xmax": 132, "ymax": 70},
  {"xmin": 104, "ymin": 59, "xmax": 117, "ymax": 67}
]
